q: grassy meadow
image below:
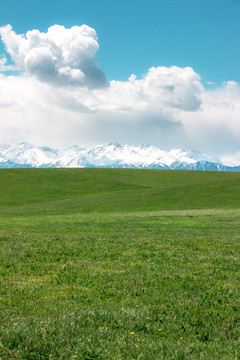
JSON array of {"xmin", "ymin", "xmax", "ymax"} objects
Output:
[{"xmin": 0, "ymin": 168, "xmax": 239, "ymax": 359}]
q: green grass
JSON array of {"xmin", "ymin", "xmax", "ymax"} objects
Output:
[{"xmin": 0, "ymin": 169, "xmax": 239, "ymax": 359}]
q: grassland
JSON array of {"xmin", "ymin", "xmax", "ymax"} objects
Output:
[{"xmin": 0, "ymin": 168, "xmax": 239, "ymax": 359}]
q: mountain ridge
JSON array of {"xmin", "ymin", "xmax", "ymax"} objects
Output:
[{"xmin": 0, "ymin": 141, "xmax": 239, "ymax": 171}]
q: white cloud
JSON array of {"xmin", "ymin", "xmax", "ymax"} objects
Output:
[
  {"xmin": 220, "ymin": 151, "xmax": 240, "ymax": 166},
  {"xmin": 0, "ymin": 24, "xmax": 107, "ymax": 88},
  {"xmin": 0, "ymin": 24, "xmax": 240, "ymax": 159},
  {"xmin": 64, "ymin": 65, "xmax": 203, "ymax": 114},
  {"xmin": 0, "ymin": 55, "xmax": 16, "ymax": 71},
  {"xmin": 178, "ymin": 81, "xmax": 240, "ymax": 154}
]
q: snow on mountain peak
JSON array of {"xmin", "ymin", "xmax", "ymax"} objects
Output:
[{"xmin": 0, "ymin": 141, "xmax": 239, "ymax": 171}]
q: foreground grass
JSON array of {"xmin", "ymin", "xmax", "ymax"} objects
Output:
[{"xmin": 0, "ymin": 169, "xmax": 239, "ymax": 359}]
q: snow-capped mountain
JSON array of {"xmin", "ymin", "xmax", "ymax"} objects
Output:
[{"xmin": 0, "ymin": 141, "xmax": 239, "ymax": 171}]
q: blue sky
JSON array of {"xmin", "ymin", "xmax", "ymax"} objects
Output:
[
  {"xmin": 0, "ymin": 0, "xmax": 239, "ymax": 161},
  {"xmin": 0, "ymin": 0, "xmax": 239, "ymax": 83}
]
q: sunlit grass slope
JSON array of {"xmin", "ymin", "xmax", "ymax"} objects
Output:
[
  {"xmin": 1, "ymin": 168, "xmax": 240, "ymax": 215},
  {"xmin": 0, "ymin": 169, "xmax": 239, "ymax": 359}
]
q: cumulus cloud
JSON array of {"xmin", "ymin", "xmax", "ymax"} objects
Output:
[
  {"xmin": 0, "ymin": 56, "xmax": 16, "ymax": 71},
  {"xmin": 0, "ymin": 67, "xmax": 239, "ymax": 156},
  {"xmin": 95, "ymin": 66, "xmax": 203, "ymax": 113},
  {"xmin": 0, "ymin": 24, "xmax": 107, "ymax": 88},
  {"xmin": 178, "ymin": 80, "xmax": 240, "ymax": 154},
  {"xmin": 0, "ymin": 24, "xmax": 240, "ymax": 159}
]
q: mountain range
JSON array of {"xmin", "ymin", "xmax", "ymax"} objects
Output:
[{"xmin": 0, "ymin": 141, "xmax": 239, "ymax": 171}]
